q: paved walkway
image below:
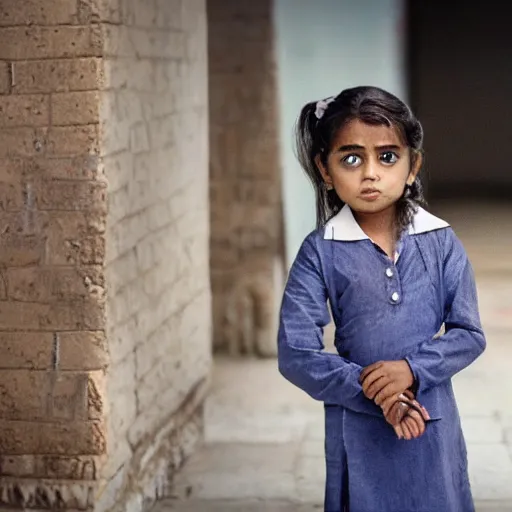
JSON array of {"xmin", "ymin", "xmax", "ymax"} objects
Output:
[{"xmin": 154, "ymin": 203, "xmax": 512, "ymax": 512}]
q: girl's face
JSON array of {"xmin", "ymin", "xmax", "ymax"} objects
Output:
[{"xmin": 316, "ymin": 118, "xmax": 421, "ymax": 215}]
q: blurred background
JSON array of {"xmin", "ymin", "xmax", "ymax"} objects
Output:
[
  {"xmin": 0, "ymin": 1, "xmax": 510, "ymax": 511},
  {"xmin": 168, "ymin": 1, "xmax": 512, "ymax": 511}
]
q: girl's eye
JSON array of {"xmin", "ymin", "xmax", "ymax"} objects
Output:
[
  {"xmin": 342, "ymin": 154, "xmax": 362, "ymax": 167},
  {"xmin": 380, "ymin": 152, "xmax": 399, "ymax": 165}
]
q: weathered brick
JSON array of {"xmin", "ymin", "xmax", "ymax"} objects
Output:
[
  {"xmin": 0, "ymin": 274, "xmax": 6, "ymax": 300},
  {"xmin": 0, "ymin": 207, "xmax": 48, "ymax": 236},
  {"xmin": 45, "ymin": 210, "xmax": 106, "ymax": 240},
  {"xmin": 6, "ymin": 266, "xmax": 104, "ymax": 303},
  {"xmin": 0, "ymin": 26, "xmax": 102, "ymax": 60},
  {"xmin": 106, "ymin": 354, "xmax": 137, "ymax": 436},
  {"xmin": 0, "ymin": 179, "xmax": 23, "ymax": 211},
  {"xmin": 50, "ymin": 372, "xmax": 89, "ymax": 421},
  {"xmin": 0, "ymin": 234, "xmax": 44, "ymax": 266},
  {"xmin": 52, "ymin": 91, "xmax": 100, "ymax": 126},
  {"xmin": 45, "ymin": 212, "xmax": 106, "ymax": 265},
  {"xmin": 79, "ymin": 0, "xmax": 122, "ymax": 24},
  {"xmin": 0, "ymin": 128, "xmax": 48, "ymax": 158},
  {"xmin": 47, "ymin": 233, "xmax": 106, "ymax": 266},
  {"xmin": 41, "ymin": 300, "xmax": 105, "ymax": 331},
  {"xmin": 0, "ymin": 0, "xmax": 78, "ymax": 26},
  {"xmin": 0, "ymin": 61, "xmax": 10, "ymax": 95},
  {"xmin": 59, "ymin": 331, "xmax": 108, "ymax": 370},
  {"xmin": 130, "ymin": 122, "xmax": 150, "ymax": 154},
  {"xmin": 58, "ymin": 266, "xmax": 105, "ymax": 300},
  {"xmin": 30, "ymin": 155, "xmax": 101, "ymax": 181},
  {"xmin": 0, "ymin": 454, "xmax": 99, "ymax": 480},
  {"xmin": 0, "ymin": 478, "xmax": 94, "ymax": 509},
  {"xmin": 103, "ymin": 59, "xmax": 153, "ymax": 91},
  {"xmin": 0, "ymin": 302, "xmax": 49, "ymax": 330},
  {"xmin": 0, "ymin": 419, "xmax": 105, "ymax": 455},
  {"xmin": 6, "ymin": 267, "xmax": 52, "ymax": 302},
  {"xmin": 0, "ymin": 332, "xmax": 53, "ymax": 369},
  {"xmin": 154, "ymin": 0, "xmax": 183, "ymax": 30},
  {"xmin": 38, "ymin": 180, "xmax": 107, "ymax": 211},
  {"xmin": 0, "ymin": 157, "xmax": 24, "ymax": 183},
  {"xmin": 80, "ymin": 236, "xmax": 106, "ymax": 265},
  {"xmin": 87, "ymin": 370, "xmax": 106, "ymax": 420},
  {"xmin": 0, "ymin": 454, "xmax": 36, "ymax": 477},
  {"xmin": 13, "ymin": 58, "xmax": 101, "ymax": 95},
  {"xmin": 0, "ymin": 298, "xmax": 104, "ymax": 332},
  {"xmin": 47, "ymin": 125, "xmax": 99, "ymax": 157},
  {"xmin": 35, "ymin": 455, "xmax": 98, "ymax": 480},
  {"xmin": 0, "ymin": 371, "xmax": 50, "ymax": 421},
  {"xmin": 102, "ymin": 25, "xmax": 184, "ymax": 59}
]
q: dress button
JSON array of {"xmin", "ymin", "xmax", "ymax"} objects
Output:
[
  {"xmin": 386, "ymin": 268, "xmax": 394, "ymax": 278},
  {"xmin": 391, "ymin": 292, "xmax": 399, "ymax": 302}
]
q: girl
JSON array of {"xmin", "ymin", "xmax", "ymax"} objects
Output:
[{"xmin": 277, "ymin": 86, "xmax": 486, "ymax": 512}]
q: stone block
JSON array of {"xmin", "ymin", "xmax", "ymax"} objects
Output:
[
  {"xmin": 0, "ymin": 26, "xmax": 102, "ymax": 60},
  {"xmin": 47, "ymin": 125, "xmax": 99, "ymax": 157},
  {"xmin": 59, "ymin": 331, "xmax": 108, "ymax": 371},
  {"xmin": 0, "ymin": 333, "xmax": 53, "ymax": 370},
  {"xmin": 0, "ymin": 0, "xmax": 78, "ymax": 26},
  {"xmin": 52, "ymin": 91, "xmax": 100, "ymax": 126},
  {"xmin": 13, "ymin": 58, "xmax": 101, "ymax": 94},
  {"xmin": 0, "ymin": 95, "xmax": 49, "ymax": 128}
]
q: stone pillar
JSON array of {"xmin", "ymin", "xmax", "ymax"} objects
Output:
[
  {"xmin": 98, "ymin": 0, "xmax": 211, "ymax": 510},
  {"xmin": 208, "ymin": 0, "xmax": 285, "ymax": 357},
  {"xmin": 0, "ymin": 1, "xmax": 106, "ymax": 509},
  {"xmin": 0, "ymin": 1, "xmax": 211, "ymax": 510}
]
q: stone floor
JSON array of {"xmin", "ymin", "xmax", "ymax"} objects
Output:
[{"xmin": 154, "ymin": 202, "xmax": 512, "ymax": 512}]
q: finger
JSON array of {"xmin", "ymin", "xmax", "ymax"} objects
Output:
[
  {"xmin": 374, "ymin": 382, "xmax": 400, "ymax": 405},
  {"xmin": 408, "ymin": 410, "xmax": 425, "ymax": 436},
  {"xmin": 366, "ymin": 376, "xmax": 391, "ymax": 400},
  {"xmin": 403, "ymin": 389, "xmax": 415, "ymax": 400},
  {"xmin": 381, "ymin": 394, "xmax": 400, "ymax": 417},
  {"xmin": 400, "ymin": 420, "xmax": 412, "ymax": 440},
  {"xmin": 394, "ymin": 424, "xmax": 404, "ymax": 440},
  {"xmin": 411, "ymin": 399, "xmax": 430, "ymax": 421},
  {"xmin": 386, "ymin": 401, "xmax": 405, "ymax": 425},
  {"xmin": 397, "ymin": 397, "xmax": 425, "ymax": 419},
  {"xmin": 359, "ymin": 362, "xmax": 384, "ymax": 383},
  {"xmin": 361, "ymin": 369, "xmax": 387, "ymax": 395},
  {"xmin": 404, "ymin": 416, "xmax": 419, "ymax": 438}
]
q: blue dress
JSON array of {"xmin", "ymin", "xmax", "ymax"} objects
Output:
[{"xmin": 277, "ymin": 206, "xmax": 486, "ymax": 512}]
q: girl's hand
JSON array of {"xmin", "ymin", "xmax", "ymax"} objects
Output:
[
  {"xmin": 383, "ymin": 392, "xmax": 430, "ymax": 440},
  {"xmin": 394, "ymin": 410, "xmax": 426, "ymax": 440},
  {"xmin": 359, "ymin": 360, "xmax": 414, "ymax": 404}
]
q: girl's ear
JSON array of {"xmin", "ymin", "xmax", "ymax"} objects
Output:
[
  {"xmin": 407, "ymin": 151, "xmax": 423, "ymax": 186},
  {"xmin": 314, "ymin": 154, "xmax": 333, "ymax": 188}
]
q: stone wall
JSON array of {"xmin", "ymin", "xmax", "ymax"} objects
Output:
[
  {"xmin": 98, "ymin": 0, "xmax": 211, "ymax": 511},
  {"xmin": 0, "ymin": 0, "xmax": 211, "ymax": 510},
  {"xmin": 208, "ymin": 0, "xmax": 284, "ymax": 357},
  {"xmin": 0, "ymin": 1, "xmax": 106, "ymax": 509}
]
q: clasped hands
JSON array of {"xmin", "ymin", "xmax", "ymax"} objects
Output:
[{"xmin": 359, "ymin": 360, "xmax": 430, "ymax": 440}]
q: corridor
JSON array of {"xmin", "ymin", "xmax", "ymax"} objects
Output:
[{"xmin": 154, "ymin": 202, "xmax": 512, "ymax": 512}]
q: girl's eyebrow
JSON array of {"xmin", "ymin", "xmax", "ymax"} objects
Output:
[
  {"xmin": 375, "ymin": 144, "xmax": 401, "ymax": 151},
  {"xmin": 336, "ymin": 144, "xmax": 401, "ymax": 153},
  {"xmin": 336, "ymin": 144, "xmax": 364, "ymax": 152}
]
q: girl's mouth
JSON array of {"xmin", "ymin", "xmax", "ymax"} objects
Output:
[{"xmin": 360, "ymin": 189, "xmax": 381, "ymax": 201}]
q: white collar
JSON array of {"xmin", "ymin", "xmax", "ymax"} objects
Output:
[{"xmin": 323, "ymin": 204, "xmax": 449, "ymax": 241}]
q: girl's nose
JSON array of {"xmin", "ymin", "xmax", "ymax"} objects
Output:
[{"xmin": 362, "ymin": 163, "xmax": 379, "ymax": 181}]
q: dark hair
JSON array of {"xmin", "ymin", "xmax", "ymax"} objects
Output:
[{"xmin": 295, "ymin": 85, "xmax": 426, "ymax": 234}]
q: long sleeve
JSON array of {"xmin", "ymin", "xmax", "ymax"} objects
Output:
[
  {"xmin": 405, "ymin": 229, "xmax": 486, "ymax": 393},
  {"xmin": 278, "ymin": 235, "xmax": 382, "ymax": 417}
]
